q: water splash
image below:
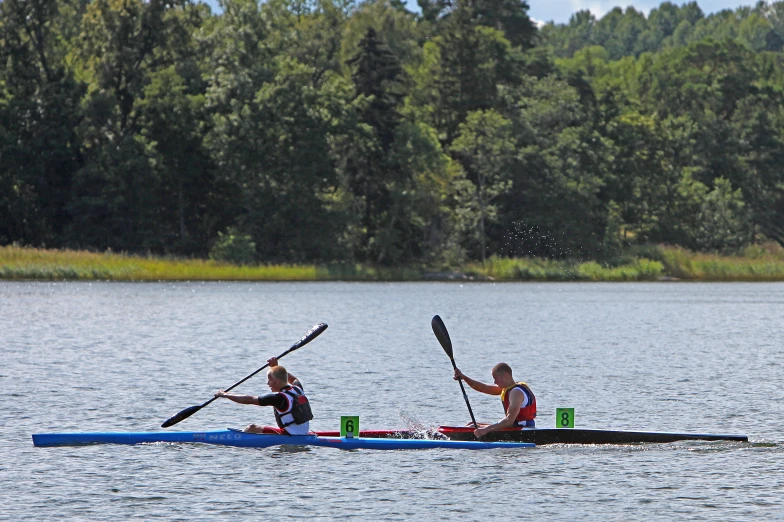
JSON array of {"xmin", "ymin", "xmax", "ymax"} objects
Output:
[{"xmin": 395, "ymin": 407, "xmax": 447, "ymax": 440}]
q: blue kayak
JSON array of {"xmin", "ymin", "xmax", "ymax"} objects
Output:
[{"xmin": 32, "ymin": 429, "xmax": 535, "ymax": 450}]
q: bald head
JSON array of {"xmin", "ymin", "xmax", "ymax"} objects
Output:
[
  {"xmin": 491, "ymin": 362, "xmax": 515, "ymax": 387},
  {"xmin": 492, "ymin": 362, "xmax": 513, "ymax": 377}
]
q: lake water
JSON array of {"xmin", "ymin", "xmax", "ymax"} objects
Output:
[{"xmin": 1, "ymin": 281, "xmax": 782, "ymax": 520}]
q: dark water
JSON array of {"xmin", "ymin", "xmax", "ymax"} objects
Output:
[{"xmin": 2, "ymin": 281, "xmax": 782, "ymax": 519}]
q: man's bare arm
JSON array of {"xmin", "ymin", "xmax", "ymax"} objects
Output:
[
  {"xmin": 214, "ymin": 391, "xmax": 259, "ymax": 404},
  {"xmin": 454, "ymin": 368, "xmax": 503, "ymax": 395},
  {"xmin": 474, "ymin": 388, "xmax": 523, "ymax": 437}
]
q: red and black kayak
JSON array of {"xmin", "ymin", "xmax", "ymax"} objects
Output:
[{"xmin": 314, "ymin": 426, "xmax": 748, "ymax": 445}]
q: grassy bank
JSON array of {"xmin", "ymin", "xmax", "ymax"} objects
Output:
[
  {"xmin": 2, "ymin": 245, "xmax": 784, "ymax": 282},
  {"xmin": 658, "ymin": 245, "xmax": 784, "ymax": 281},
  {"xmin": 465, "ymin": 256, "xmax": 665, "ymax": 281},
  {"xmin": 0, "ymin": 246, "xmax": 422, "ymax": 281}
]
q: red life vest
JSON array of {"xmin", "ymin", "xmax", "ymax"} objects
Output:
[{"xmin": 501, "ymin": 382, "xmax": 536, "ymax": 423}]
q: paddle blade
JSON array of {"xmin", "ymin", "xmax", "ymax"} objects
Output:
[
  {"xmin": 431, "ymin": 315, "xmax": 454, "ymax": 358},
  {"xmin": 161, "ymin": 405, "xmax": 202, "ymax": 428},
  {"xmin": 290, "ymin": 323, "xmax": 328, "ymax": 351}
]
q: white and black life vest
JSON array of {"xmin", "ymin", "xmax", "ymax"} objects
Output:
[{"xmin": 273, "ymin": 385, "xmax": 313, "ymax": 434}]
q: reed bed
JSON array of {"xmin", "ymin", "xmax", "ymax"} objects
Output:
[
  {"xmin": 4, "ymin": 245, "xmax": 784, "ymax": 282},
  {"xmin": 467, "ymin": 256, "xmax": 664, "ymax": 281},
  {"xmin": 0, "ymin": 246, "xmax": 317, "ymax": 281},
  {"xmin": 0, "ymin": 246, "xmax": 423, "ymax": 281},
  {"xmin": 659, "ymin": 246, "xmax": 784, "ymax": 281}
]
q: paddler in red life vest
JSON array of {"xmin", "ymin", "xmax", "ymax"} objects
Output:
[
  {"xmin": 453, "ymin": 362, "xmax": 536, "ymax": 438},
  {"xmin": 214, "ymin": 357, "xmax": 314, "ymax": 435}
]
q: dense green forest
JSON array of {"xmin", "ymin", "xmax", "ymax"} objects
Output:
[{"xmin": 2, "ymin": 0, "xmax": 784, "ymax": 266}]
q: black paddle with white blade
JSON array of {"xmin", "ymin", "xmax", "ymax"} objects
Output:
[
  {"xmin": 431, "ymin": 315, "xmax": 478, "ymax": 429},
  {"xmin": 161, "ymin": 323, "xmax": 328, "ymax": 428}
]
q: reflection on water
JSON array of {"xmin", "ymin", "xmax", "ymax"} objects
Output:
[{"xmin": 269, "ymin": 445, "xmax": 314, "ymax": 457}]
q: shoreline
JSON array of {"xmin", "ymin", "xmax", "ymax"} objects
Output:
[{"xmin": 3, "ymin": 245, "xmax": 784, "ymax": 282}]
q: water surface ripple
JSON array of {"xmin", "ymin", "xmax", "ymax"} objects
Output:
[{"xmin": 1, "ymin": 281, "xmax": 782, "ymax": 519}]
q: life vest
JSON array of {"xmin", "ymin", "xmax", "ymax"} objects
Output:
[
  {"xmin": 273, "ymin": 385, "xmax": 313, "ymax": 434},
  {"xmin": 501, "ymin": 382, "xmax": 536, "ymax": 424}
]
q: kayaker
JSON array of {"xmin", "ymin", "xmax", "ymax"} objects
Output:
[
  {"xmin": 453, "ymin": 362, "xmax": 536, "ymax": 438},
  {"xmin": 214, "ymin": 357, "xmax": 313, "ymax": 435}
]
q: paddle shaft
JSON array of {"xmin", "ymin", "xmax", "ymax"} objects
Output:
[
  {"xmin": 161, "ymin": 323, "xmax": 327, "ymax": 427},
  {"xmin": 450, "ymin": 358, "xmax": 478, "ymax": 429},
  {"xmin": 431, "ymin": 315, "xmax": 478, "ymax": 430},
  {"xmin": 197, "ymin": 344, "xmax": 299, "ymax": 410}
]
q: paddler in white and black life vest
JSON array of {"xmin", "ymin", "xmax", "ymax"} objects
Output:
[
  {"xmin": 453, "ymin": 362, "xmax": 536, "ymax": 438},
  {"xmin": 214, "ymin": 357, "xmax": 313, "ymax": 435}
]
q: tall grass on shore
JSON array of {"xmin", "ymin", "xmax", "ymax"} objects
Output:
[
  {"xmin": 467, "ymin": 244, "xmax": 784, "ymax": 281},
  {"xmin": 3, "ymin": 244, "xmax": 784, "ymax": 281},
  {"xmin": 659, "ymin": 244, "xmax": 784, "ymax": 281},
  {"xmin": 0, "ymin": 246, "xmax": 425, "ymax": 281},
  {"xmin": 466, "ymin": 256, "xmax": 664, "ymax": 281},
  {"xmin": 0, "ymin": 246, "xmax": 317, "ymax": 281}
]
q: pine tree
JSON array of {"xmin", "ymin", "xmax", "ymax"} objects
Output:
[{"xmin": 342, "ymin": 27, "xmax": 407, "ymax": 261}]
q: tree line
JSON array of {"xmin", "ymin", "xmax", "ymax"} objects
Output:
[{"xmin": 2, "ymin": 0, "xmax": 784, "ymax": 265}]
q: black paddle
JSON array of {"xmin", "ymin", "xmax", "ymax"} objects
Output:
[
  {"xmin": 431, "ymin": 315, "xmax": 478, "ymax": 429},
  {"xmin": 161, "ymin": 323, "xmax": 328, "ymax": 428}
]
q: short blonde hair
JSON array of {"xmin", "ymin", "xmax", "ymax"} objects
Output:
[
  {"xmin": 268, "ymin": 366, "xmax": 288, "ymax": 383},
  {"xmin": 492, "ymin": 363, "xmax": 513, "ymax": 377}
]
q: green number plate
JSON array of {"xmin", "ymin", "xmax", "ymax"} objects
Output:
[
  {"xmin": 556, "ymin": 408, "xmax": 575, "ymax": 428},
  {"xmin": 340, "ymin": 416, "xmax": 360, "ymax": 438}
]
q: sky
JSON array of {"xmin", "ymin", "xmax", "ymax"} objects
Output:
[
  {"xmin": 202, "ymin": 0, "xmax": 759, "ymax": 24},
  {"xmin": 527, "ymin": 0, "xmax": 757, "ymax": 24}
]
